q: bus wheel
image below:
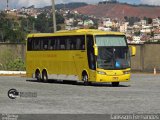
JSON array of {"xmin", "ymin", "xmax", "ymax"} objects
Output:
[
  {"xmin": 82, "ymin": 73, "xmax": 90, "ymax": 86},
  {"xmin": 112, "ymin": 82, "xmax": 119, "ymax": 87},
  {"xmin": 35, "ymin": 70, "xmax": 41, "ymax": 82},
  {"xmin": 42, "ymin": 70, "xmax": 48, "ymax": 83}
]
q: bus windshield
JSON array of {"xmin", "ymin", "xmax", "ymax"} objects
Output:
[{"xmin": 95, "ymin": 35, "xmax": 130, "ymax": 70}]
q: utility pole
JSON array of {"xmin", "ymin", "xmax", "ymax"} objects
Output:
[
  {"xmin": 51, "ymin": 0, "xmax": 57, "ymax": 32},
  {"xmin": 7, "ymin": 0, "xmax": 9, "ymax": 10},
  {"xmin": 32, "ymin": 22, "xmax": 35, "ymax": 33}
]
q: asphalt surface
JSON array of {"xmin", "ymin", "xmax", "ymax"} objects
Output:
[{"xmin": 0, "ymin": 74, "xmax": 160, "ymax": 114}]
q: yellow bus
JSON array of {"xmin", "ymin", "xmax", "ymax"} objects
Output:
[{"xmin": 26, "ymin": 29, "xmax": 136, "ymax": 86}]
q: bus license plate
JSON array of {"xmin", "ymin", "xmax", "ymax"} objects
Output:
[{"xmin": 113, "ymin": 77, "xmax": 118, "ymax": 80}]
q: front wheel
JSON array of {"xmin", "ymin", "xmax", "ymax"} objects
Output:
[
  {"xmin": 112, "ymin": 82, "xmax": 119, "ymax": 87},
  {"xmin": 82, "ymin": 73, "xmax": 90, "ymax": 86}
]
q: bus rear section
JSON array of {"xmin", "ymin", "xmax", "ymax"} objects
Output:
[{"xmin": 26, "ymin": 33, "xmax": 88, "ymax": 82}]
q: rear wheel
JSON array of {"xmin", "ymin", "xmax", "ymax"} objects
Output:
[
  {"xmin": 35, "ymin": 70, "xmax": 41, "ymax": 82},
  {"xmin": 42, "ymin": 71, "xmax": 48, "ymax": 83},
  {"xmin": 112, "ymin": 82, "xmax": 119, "ymax": 87}
]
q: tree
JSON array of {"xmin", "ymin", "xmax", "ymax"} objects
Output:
[
  {"xmin": 35, "ymin": 12, "xmax": 64, "ymax": 33},
  {"xmin": 0, "ymin": 11, "xmax": 65, "ymax": 43},
  {"xmin": 35, "ymin": 13, "xmax": 50, "ymax": 32},
  {"xmin": 143, "ymin": 17, "xmax": 153, "ymax": 24},
  {"xmin": 147, "ymin": 18, "xmax": 153, "ymax": 24},
  {"xmin": 134, "ymin": 31, "xmax": 140, "ymax": 36},
  {"xmin": 124, "ymin": 16, "xmax": 128, "ymax": 21}
]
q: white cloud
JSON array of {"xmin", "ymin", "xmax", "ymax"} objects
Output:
[
  {"xmin": 17, "ymin": 0, "xmax": 51, "ymax": 8},
  {"xmin": 140, "ymin": 0, "xmax": 160, "ymax": 5}
]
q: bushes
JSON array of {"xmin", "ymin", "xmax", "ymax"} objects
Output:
[
  {"xmin": 6, "ymin": 58, "xmax": 25, "ymax": 71},
  {"xmin": 0, "ymin": 49, "xmax": 25, "ymax": 71}
]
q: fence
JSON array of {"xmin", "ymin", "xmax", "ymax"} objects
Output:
[{"xmin": 131, "ymin": 43, "xmax": 160, "ymax": 72}]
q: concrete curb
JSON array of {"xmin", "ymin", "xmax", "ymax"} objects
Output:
[{"xmin": 0, "ymin": 71, "xmax": 26, "ymax": 76}]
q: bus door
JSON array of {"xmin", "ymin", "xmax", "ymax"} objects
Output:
[{"xmin": 87, "ymin": 35, "xmax": 96, "ymax": 82}]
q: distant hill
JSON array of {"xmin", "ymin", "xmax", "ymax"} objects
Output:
[
  {"xmin": 56, "ymin": 2, "xmax": 88, "ymax": 10},
  {"xmin": 74, "ymin": 3, "xmax": 160, "ymax": 19},
  {"xmin": 43, "ymin": 2, "xmax": 88, "ymax": 10}
]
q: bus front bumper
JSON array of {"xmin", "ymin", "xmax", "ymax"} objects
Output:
[{"xmin": 95, "ymin": 73, "xmax": 130, "ymax": 83}]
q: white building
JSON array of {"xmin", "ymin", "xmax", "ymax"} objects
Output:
[
  {"xmin": 98, "ymin": 26, "xmax": 111, "ymax": 31},
  {"xmin": 132, "ymin": 36, "xmax": 141, "ymax": 44},
  {"xmin": 102, "ymin": 18, "xmax": 113, "ymax": 27},
  {"xmin": 152, "ymin": 18, "xmax": 160, "ymax": 28},
  {"xmin": 65, "ymin": 18, "xmax": 74, "ymax": 26},
  {"xmin": 154, "ymin": 34, "xmax": 160, "ymax": 40},
  {"xmin": 141, "ymin": 25, "xmax": 152, "ymax": 33},
  {"xmin": 141, "ymin": 20, "xmax": 147, "ymax": 26},
  {"xmin": 120, "ymin": 22, "xmax": 128, "ymax": 33},
  {"xmin": 84, "ymin": 20, "xmax": 94, "ymax": 26}
]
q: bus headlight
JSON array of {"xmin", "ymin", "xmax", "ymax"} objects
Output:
[
  {"xmin": 123, "ymin": 71, "xmax": 130, "ymax": 74},
  {"xmin": 97, "ymin": 71, "xmax": 106, "ymax": 75}
]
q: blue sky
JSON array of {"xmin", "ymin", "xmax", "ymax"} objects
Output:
[
  {"xmin": 120, "ymin": 0, "xmax": 140, "ymax": 4},
  {"xmin": 0, "ymin": 0, "xmax": 160, "ymax": 9}
]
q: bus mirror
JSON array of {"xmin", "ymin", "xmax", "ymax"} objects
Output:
[
  {"xmin": 94, "ymin": 45, "xmax": 98, "ymax": 56},
  {"xmin": 130, "ymin": 46, "xmax": 136, "ymax": 56}
]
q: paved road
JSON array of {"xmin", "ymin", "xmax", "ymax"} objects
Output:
[{"xmin": 0, "ymin": 74, "xmax": 160, "ymax": 114}]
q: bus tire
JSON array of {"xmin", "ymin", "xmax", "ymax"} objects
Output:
[
  {"xmin": 42, "ymin": 70, "xmax": 48, "ymax": 83},
  {"xmin": 35, "ymin": 70, "xmax": 41, "ymax": 82},
  {"xmin": 82, "ymin": 73, "xmax": 90, "ymax": 86},
  {"xmin": 112, "ymin": 82, "xmax": 119, "ymax": 87}
]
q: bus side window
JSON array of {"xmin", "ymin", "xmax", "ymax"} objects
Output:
[
  {"xmin": 76, "ymin": 38, "xmax": 81, "ymax": 50},
  {"xmin": 34, "ymin": 38, "xmax": 41, "ymax": 50},
  {"xmin": 60, "ymin": 45, "xmax": 65, "ymax": 50},
  {"xmin": 71, "ymin": 40, "xmax": 76, "ymax": 50},
  {"xmin": 44, "ymin": 44, "xmax": 48, "ymax": 50},
  {"xmin": 71, "ymin": 43, "xmax": 74, "ymax": 50},
  {"xmin": 81, "ymin": 37, "xmax": 85, "ymax": 50},
  {"xmin": 48, "ymin": 37, "xmax": 53, "ymax": 50},
  {"xmin": 66, "ymin": 38, "xmax": 71, "ymax": 50},
  {"xmin": 42, "ymin": 38, "xmax": 49, "ymax": 50},
  {"xmin": 56, "ymin": 39, "xmax": 60, "ymax": 50},
  {"xmin": 27, "ymin": 38, "xmax": 32, "ymax": 51},
  {"xmin": 51, "ymin": 37, "xmax": 56, "ymax": 50},
  {"xmin": 59, "ymin": 37, "xmax": 66, "ymax": 50},
  {"xmin": 69, "ymin": 37, "xmax": 74, "ymax": 50},
  {"xmin": 74, "ymin": 36, "xmax": 85, "ymax": 50}
]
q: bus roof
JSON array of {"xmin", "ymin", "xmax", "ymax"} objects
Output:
[{"xmin": 27, "ymin": 29, "xmax": 124, "ymax": 38}]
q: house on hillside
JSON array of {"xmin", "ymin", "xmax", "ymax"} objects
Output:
[
  {"xmin": 19, "ymin": 5, "xmax": 39, "ymax": 18},
  {"xmin": 141, "ymin": 20, "xmax": 147, "ymax": 26},
  {"xmin": 141, "ymin": 25, "xmax": 152, "ymax": 33},
  {"xmin": 154, "ymin": 29, "xmax": 160, "ymax": 40},
  {"xmin": 120, "ymin": 22, "xmax": 128, "ymax": 33},
  {"xmin": 84, "ymin": 20, "xmax": 94, "ymax": 28},
  {"xmin": 152, "ymin": 18, "xmax": 160, "ymax": 28},
  {"xmin": 98, "ymin": 18, "xmax": 112, "ymax": 31}
]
